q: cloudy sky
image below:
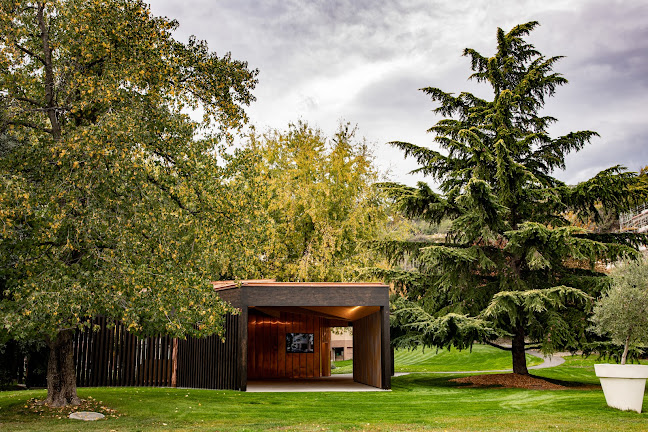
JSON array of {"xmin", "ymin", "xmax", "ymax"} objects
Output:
[{"xmin": 148, "ymin": 0, "xmax": 648, "ymax": 186}]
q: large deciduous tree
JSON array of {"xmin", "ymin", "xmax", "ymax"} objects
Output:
[
  {"xmin": 377, "ymin": 22, "xmax": 647, "ymax": 374},
  {"xmin": 0, "ymin": 0, "xmax": 258, "ymax": 405},
  {"xmin": 249, "ymin": 121, "xmax": 388, "ymax": 281}
]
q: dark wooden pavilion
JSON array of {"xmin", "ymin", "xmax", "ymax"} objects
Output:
[
  {"xmin": 215, "ymin": 280, "xmax": 391, "ymax": 390},
  {"xmin": 71, "ymin": 280, "xmax": 391, "ymax": 391}
]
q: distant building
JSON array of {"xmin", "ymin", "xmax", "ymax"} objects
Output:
[
  {"xmin": 331, "ymin": 328, "xmax": 353, "ymax": 361},
  {"xmin": 620, "ymin": 203, "xmax": 648, "ymax": 234}
]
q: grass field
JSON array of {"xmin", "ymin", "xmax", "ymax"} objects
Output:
[
  {"xmin": 332, "ymin": 344, "xmax": 544, "ymax": 374},
  {"xmin": 1, "ymin": 353, "xmax": 647, "ymax": 431}
]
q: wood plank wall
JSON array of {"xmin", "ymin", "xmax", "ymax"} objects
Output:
[
  {"xmin": 352, "ymin": 311, "xmax": 382, "ymax": 388},
  {"xmin": 176, "ymin": 314, "xmax": 239, "ymax": 389},
  {"xmin": 247, "ymin": 311, "xmax": 330, "ymax": 379},
  {"xmin": 73, "ymin": 315, "xmax": 239, "ymax": 389},
  {"xmin": 73, "ymin": 316, "xmax": 173, "ymax": 387}
]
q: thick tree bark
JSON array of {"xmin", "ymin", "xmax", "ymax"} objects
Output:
[
  {"xmin": 511, "ymin": 324, "xmax": 529, "ymax": 375},
  {"xmin": 45, "ymin": 329, "xmax": 80, "ymax": 407}
]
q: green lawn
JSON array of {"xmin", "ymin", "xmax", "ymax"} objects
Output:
[
  {"xmin": 394, "ymin": 344, "xmax": 544, "ymax": 372},
  {"xmin": 332, "ymin": 344, "xmax": 544, "ymax": 374},
  {"xmin": 2, "ymin": 355, "xmax": 647, "ymax": 431}
]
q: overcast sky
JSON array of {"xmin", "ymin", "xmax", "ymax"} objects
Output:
[{"xmin": 148, "ymin": 0, "xmax": 648, "ymax": 186}]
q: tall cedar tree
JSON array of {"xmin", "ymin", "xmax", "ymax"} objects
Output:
[
  {"xmin": 376, "ymin": 22, "xmax": 647, "ymax": 374},
  {"xmin": 0, "ymin": 0, "xmax": 258, "ymax": 405}
]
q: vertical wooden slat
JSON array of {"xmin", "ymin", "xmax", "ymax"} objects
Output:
[
  {"xmin": 305, "ymin": 315, "xmax": 313, "ymax": 378},
  {"xmin": 158, "ymin": 336, "xmax": 164, "ymax": 387},
  {"xmin": 155, "ymin": 336, "xmax": 161, "ymax": 387},
  {"xmin": 151, "ymin": 336, "xmax": 157, "ymax": 387},
  {"xmin": 199, "ymin": 336, "xmax": 204, "ymax": 388},
  {"xmin": 171, "ymin": 338, "xmax": 178, "ymax": 387},
  {"xmin": 256, "ymin": 315, "xmax": 262, "ymax": 379},
  {"xmin": 77, "ymin": 327, "xmax": 86, "ymax": 386},
  {"xmin": 230, "ymin": 314, "xmax": 237, "ymax": 389},
  {"xmin": 213, "ymin": 335, "xmax": 219, "ymax": 389},
  {"xmin": 291, "ymin": 313, "xmax": 299, "ymax": 378},
  {"xmin": 155, "ymin": 336, "xmax": 160, "ymax": 387},
  {"xmin": 248, "ymin": 314, "xmax": 255, "ymax": 379},
  {"xmin": 278, "ymin": 313, "xmax": 285, "ymax": 378},
  {"xmin": 106, "ymin": 320, "xmax": 114, "ymax": 386},
  {"xmin": 113, "ymin": 323, "xmax": 120, "ymax": 385},
  {"xmin": 145, "ymin": 337, "xmax": 152, "ymax": 386},
  {"xmin": 96, "ymin": 316, "xmax": 106, "ymax": 387},
  {"xmin": 299, "ymin": 314, "xmax": 306, "ymax": 378},
  {"xmin": 131, "ymin": 333, "xmax": 138, "ymax": 386},
  {"xmin": 262, "ymin": 316, "xmax": 269, "ymax": 377},
  {"xmin": 114, "ymin": 323, "xmax": 122, "ymax": 385},
  {"xmin": 285, "ymin": 313, "xmax": 292, "ymax": 378},
  {"xmin": 127, "ymin": 333, "xmax": 135, "ymax": 386},
  {"xmin": 381, "ymin": 305, "xmax": 391, "ymax": 390},
  {"xmin": 270, "ymin": 316, "xmax": 277, "ymax": 377}
]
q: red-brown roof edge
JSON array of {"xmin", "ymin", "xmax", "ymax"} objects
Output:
[{"xmin": 211, "ymin": 280, "xmax": 388, "ymax": 291}]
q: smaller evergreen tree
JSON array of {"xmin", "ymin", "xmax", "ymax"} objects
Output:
[
  {"xmin": 376, "ymin": 22, "xmax": 647, "ymax": 374},
  {"xmin": 590, "ymin": 258, "xmax": 648, "ymax": 365}
]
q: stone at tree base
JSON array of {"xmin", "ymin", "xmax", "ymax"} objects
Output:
[{"xmin": 69, "ymin": 411, "xmax": 105, "ymax": 421}]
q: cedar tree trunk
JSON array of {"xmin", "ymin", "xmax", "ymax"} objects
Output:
[
  {"xmin": 511, "ymin": 324, "xmax": 529, "ymax": 375},
  {"xmin": 45, "ymin": 329, "xmax": 80, "ymax": 407}
]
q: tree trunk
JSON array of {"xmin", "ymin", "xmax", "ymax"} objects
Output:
[
  {"xmin": 621, "ymin": 335, "xmax": 630, "ymax": 365},
  {"xmin": 45, "ymin": 329, "xmax": 80, "ymax": 407},
  {"xmin": 511, "ymin": 324, "xmax": 529, "ymax": 375}
]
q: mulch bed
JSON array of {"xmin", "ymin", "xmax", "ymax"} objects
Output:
[{"xmin": 450, "ymin": 373, "xmax": 597, "ymax": 390}]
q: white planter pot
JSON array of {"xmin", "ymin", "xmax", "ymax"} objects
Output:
[{"xmin": 594, "ymin": 364, "xmax": 648, "ymax": 413}]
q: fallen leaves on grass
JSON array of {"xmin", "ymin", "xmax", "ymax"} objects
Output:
[{"xmin": 20, "ymin": 396, "xmax": 122, "ymax": 419}]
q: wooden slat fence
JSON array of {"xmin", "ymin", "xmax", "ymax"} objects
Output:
[
  {"xmin": 73, "ymin": 314, "xmax": 239, "ymax": 390},
  {"xmin": 176, "ymin": 314, "xmax": 239, "ymax": 389}
]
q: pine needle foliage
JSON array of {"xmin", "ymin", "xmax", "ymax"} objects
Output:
[{"xmin": 379, "ymin": 22, "xmax": 648, "ymax": 374}]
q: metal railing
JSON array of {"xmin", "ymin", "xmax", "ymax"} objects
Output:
[{"xmin": 620, "ymin": 203, "xmax": 648, "ymax": 233}]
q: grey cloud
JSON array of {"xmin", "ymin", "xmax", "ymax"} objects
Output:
[{"xmin": 148, "ymin": 0, "xmax": 648, "ymax": 187}]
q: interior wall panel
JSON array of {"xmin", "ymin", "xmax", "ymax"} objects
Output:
[{"xmin": 247, "ymin": 311, "xmax": 328, "ymax": 379}]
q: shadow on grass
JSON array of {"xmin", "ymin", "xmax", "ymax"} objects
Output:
[{"xmin": 392, "ymin": 371, "xmax": 600, "ymax": 391}]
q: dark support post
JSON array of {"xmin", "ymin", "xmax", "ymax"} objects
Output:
[
  {"xmin": 237, "ymin": 303, "xmax": 248, "ymax": 391},
  {"xmin": 380, "ymin": 305, "xmax": 391, "ymax": 389}
]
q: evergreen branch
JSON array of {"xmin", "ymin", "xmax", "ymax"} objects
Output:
[
  {"xmin": 573, "ymin": 232, "xmax": 648, "ymax": 249},
  {"xmin": 378, "ymin": 181, "xmax": 459, "ymax": 223},
  {"xmin": 419, "ymin": 87, "xmax": 468, "ymax": 118},
  {"xmin": 482, "ymin": 286, "xmax": 592, "ymax": 327},
  {"xmin": 389, "ymin": 141, "xmax": 448, "ymax": 177},
  {"xmin": 391, "ymin": 297, "xmax": 499, "ymax": 350},
  {"xmin": 366, "ymin": 239, "xmax": 430, "ymax": 264},
  {"xmin": 486, "ymin": 341, "xmax": 512, "ymax": 351},
  {"xmin": 563, "ymin": 166, "xmax": 647, "ymax": 220}
]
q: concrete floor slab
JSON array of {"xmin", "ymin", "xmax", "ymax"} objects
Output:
[{"xmin": 246, "ymin": 373, "xmax": 390, "ymax": 392}]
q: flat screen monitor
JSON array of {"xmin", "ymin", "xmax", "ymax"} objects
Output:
[{"xmin": 286, "ymin": 333, "xmax": 314, "ymax": 353}]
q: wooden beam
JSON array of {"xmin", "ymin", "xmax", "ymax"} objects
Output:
[{"xmin": 380, "ymin": 305, "xmax": 391, "ymax": 389}]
